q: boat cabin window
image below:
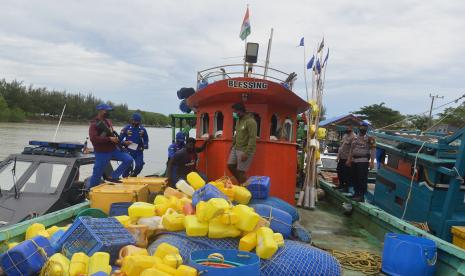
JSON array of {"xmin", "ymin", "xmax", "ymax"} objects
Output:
[
  {"xmin": 0, "ymin": 160, "xmax": 32, "ymax": 191},
  {"xmin": 270, "ymin": 114, "xmax": 279, "ymax": 140},
  {"xmin": 20, "ymin": 163, "xmax": 67, "ymax": 194},
  {"xmin": 253, "ymin": 113, "xmax": 261, "ymax": 137},
  {"xmin": 232, "ymin": 112, "xmax": 260, "ymax": 137},
  {"xmin": 200, "ymin": 113, "xmax": 209, "ymax": 137},
  {"xmin": 282, "ymin": 118, "xmax": 293, "ymax": 141},
  {"xmin": 214, "ymin": 111, "xmax": 224, "ymax": 137}
]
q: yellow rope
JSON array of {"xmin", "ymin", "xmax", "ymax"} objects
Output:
[
  {"xmin": 313, "ymin": 244, "xmax": 381, "ymax": 275},
  {"xmin": 329, "ymin": 250, "xmax": 381, "ymax": 275}
]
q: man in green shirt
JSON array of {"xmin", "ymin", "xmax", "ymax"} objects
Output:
[{"xmin": 227, "ymin": 102, "xmax": 257, "ymax": 184}]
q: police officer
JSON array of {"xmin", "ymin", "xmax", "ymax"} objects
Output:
[
  {"xmin": 87, "ymin": 104, "xmax": 133, "ymax": 188},
  {"xmin": 168, "ymin": 132, "xmax": 186, "ymax": 160},
  {"xmin": 121, "ymin": 113, "xmax": 149, "ymax": 177},
  {"xmin": 346, "ymin": 122, "xmax": 375, "ymax": 202},
  {"xmin": 336, "ymin": 125, "xmax": 355, "ymax": 193}
]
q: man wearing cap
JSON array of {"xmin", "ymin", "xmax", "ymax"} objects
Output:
[
  {"xmin": 87, "ymin": 104, "xmax": 133, "ymax": 188},
  {"xmin": 336, "ymin": 125, "xmax": 355, "ymax": 193},
  {"xmin": 121, "ymin": 113, "xmax": 149, "ymax": 177},
  {"xmin": 346, "ymin": 122, "xmax": 376, "ymax": 202},
  {"xmin": 228, "ymin": 102, "xmax": 257, "ymax": 184},
  {"xmin": 166, "ymin": 136, "xmax": 211, "ymax": 187},
  {"xmin": 168, "ymin": 132, "xmax": 186, "ymax": 160},
  {"xmin": 165, "ymin": 131, "xmax": 186, "ymax": 182}
]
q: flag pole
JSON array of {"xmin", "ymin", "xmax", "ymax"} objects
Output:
[
  {"xmin": 243, "ymin": 4, "xmax": 249, "ymax": 77},
  {"xmin": 303, "ymin": 46, "xmax": 309, "ymax": 101},
  {"xmin": 244, "ymin": 37, "xmax": 248, "ymax": 77},
  {"xmin": 263, "ymin": 28, "xmax": 274, "ymax": 79}
]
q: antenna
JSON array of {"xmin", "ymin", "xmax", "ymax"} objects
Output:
[
  {"xmin": 428, "ymin": 94, "xmax": 444, "ymax": 127},
  {"xmin": 53, "ymin": 104, "xmax": 66, "ymax": 142}
]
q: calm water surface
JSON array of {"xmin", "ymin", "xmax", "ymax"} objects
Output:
[{"xmin": 0, "ymin": 122, "xmax": 175, "ymax": 175}]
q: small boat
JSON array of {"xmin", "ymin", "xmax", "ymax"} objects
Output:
[{"xmin": 0, "ymin": 141, "xmax": 90, "ymax": 227}]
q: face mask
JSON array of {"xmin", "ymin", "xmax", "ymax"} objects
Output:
[
  {"xmin": 360, "ymin": 129, "xmax": 367, "ymax": 135},
  {"xmin": 233, "ymin": 112, "xmax": 238, "ymax": 118}
]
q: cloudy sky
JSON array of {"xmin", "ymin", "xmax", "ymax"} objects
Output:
[{"xmin": 1, "ymin": 0, "xmax": 464, "ymax": 117}]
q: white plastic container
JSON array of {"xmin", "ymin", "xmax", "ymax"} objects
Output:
[
  {"xmin": 137, "ymin": 216, "xmax": 163, "ymax": 230},
  {"xmin": 176, "ymin": 180, "xmax": 195, "ymax": 197}
]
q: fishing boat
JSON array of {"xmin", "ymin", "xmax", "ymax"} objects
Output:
[
  {"xmin": 318, "ymin": 125, "xmax": 465, "ymax": 275},
  {"xmin": 1, "ymin": 37, "xmax": 465, "ymax": 275}
]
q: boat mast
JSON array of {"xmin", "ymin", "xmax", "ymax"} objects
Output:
[{"xmin": 263, "ymin": 28, "xmax": 274, "ymax": 79}]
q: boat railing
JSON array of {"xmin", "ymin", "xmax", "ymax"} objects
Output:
[{"xmin": 197, "ymin": 64, "xmax": 296, "ymax": 90}]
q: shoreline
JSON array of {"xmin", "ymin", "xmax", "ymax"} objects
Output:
[{"xmin": 1, "ymin": 120, "xmax": 171, "ymax": 128}]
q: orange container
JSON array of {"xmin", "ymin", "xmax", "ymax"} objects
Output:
[{"xmin": 89, "ymin": 184, "xmax": 149, "ymax": 214}]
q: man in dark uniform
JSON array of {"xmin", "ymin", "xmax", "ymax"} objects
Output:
[
  {"xmin": 346, "ymin": 122, "xmax": 375, "ymax": 202},
  {"xmin": 121, "ymin": 113, "xmax": 149, "ymax": 177},
  {"xmin": 166, "ymin": 137, "xmax": 210, "ymax": 187},
  {"xmin": 87, "ymin": 104, "xmax": 133, "ymax": 188},
  {"xmin": 336, "ymin": 125, "xmax": 355, "ymax": 192}
]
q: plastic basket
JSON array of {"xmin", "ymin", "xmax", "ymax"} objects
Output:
[
  {"xmin": 109, "ymin": 202, "xmax": 133, "ymax": 216},
  {"xmin": 382, "ymin": 233, "xmax": 436, "ymax": 276},
  {"xmin": 189, "ymin": 249, "xmax": 260, "ymax": 276},
  {"xmin": 247, "ymin": 176, "xmax": 270, "ymax": 199},
  {"xmin": 56, "ymin": 216, "xmax": 135, "ymax": 262}
]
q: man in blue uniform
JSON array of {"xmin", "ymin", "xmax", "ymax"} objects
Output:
[
  {"xmin": 168, "ymin": 132, "xmax": 186, "ymax": 160},
  {"xmin": 121, "ymin": 113, "xmax": 149, "ymax": 177},
  {"xmin": 87, "ymin": 104, "xmax": 133, "ymax": 188},
  {"xmin": 166, "ymin": 132, "xmax": 186, "ymax": 181}
]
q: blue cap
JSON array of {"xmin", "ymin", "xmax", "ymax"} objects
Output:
[
  {"xmin": 175, "ymin": 132, "xmax": 186, "ymax": 142},
  {"xmin": 132, "ymin": 113, "xmax": 142, "ymax": 122},
  {"xmin": 360, "ymin": 121, "xmax": 369, "ymax": 127},
  {"xmin": 96, "ymin": 103, "xmax": 113, "ymax": 111}
]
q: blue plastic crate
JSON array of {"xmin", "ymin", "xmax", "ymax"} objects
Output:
[
  {"xmin": 56, "ymin": 216, "xmax": 135, "ymax": 262},
  {"xmin": 109, "ymin": 202, "xmax": 133, "ymax": 216},
  {"xmin": 247, "ymin": 176, "xmax": 271, "ymax": 199}
]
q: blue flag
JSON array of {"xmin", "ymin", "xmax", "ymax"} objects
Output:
[
  {"xmin": 298, "ymin": 37, "xmax": 304, "ymax": 47},
  {"xmin": 307, "ymin": 55, "xmax": 315, "ymax": 69}
]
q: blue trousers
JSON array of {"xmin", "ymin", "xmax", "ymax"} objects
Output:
[
  {"xmin": 123, "ymin": 150, "xmax": 145, "ymax": 177},
  {"xmin": 88, "ymin": 149, "xmax": 133, "ymax": 188}
]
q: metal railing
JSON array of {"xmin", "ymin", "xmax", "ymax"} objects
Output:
[{"xmin": 196, "ymin": 64, "xmax": 296, "ymax": 91}]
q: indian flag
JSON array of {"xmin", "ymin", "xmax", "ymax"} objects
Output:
[{"xmin": 239, "ymin": 7, "xmax": 251, "ymax": 41}]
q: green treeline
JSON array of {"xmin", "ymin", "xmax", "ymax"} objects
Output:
[{"xmin": 0, "ymin": 79, "xmax": 170, "ymax": 126}]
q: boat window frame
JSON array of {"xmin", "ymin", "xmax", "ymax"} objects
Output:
[
  {"xmin": 270, "ymin": 114, "xmax": 279, "ymax": 139},
  {"xmin": 200, "ymin": 113, "xmax": 210, "ymax": 137},
  {"xmin": 282, "ymin": 118, "xmax": 293, "ymax": 142},
  {"xmin": 20, "ymin": 162, "xmax": 69, "ymax": 194},
  {"xmin": 0, "ymin": 159, "xmax": 34, "ymax": 192},
  {"xmin": 252, "ymin": 112, "xmax": 261, "ymax": 138},
  {"xmin": 213, "ymin": 111, "xmax": 224, "ymax": 138}
]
